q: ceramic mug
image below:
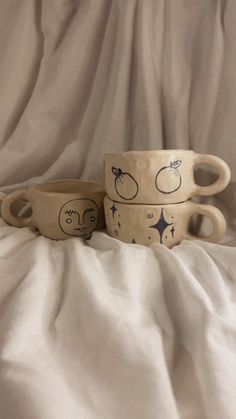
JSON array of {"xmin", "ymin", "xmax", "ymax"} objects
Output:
[
  {"xmin": 104, "ymin": 195, "xmax": 226, "ymax": 248},
  {"xmin": 104, "ymin": 150, "xmax": 231, "ymax": 204},
  {"xmin": 1, "ymin": 179, "xmax": 106, "ymax": 240}
]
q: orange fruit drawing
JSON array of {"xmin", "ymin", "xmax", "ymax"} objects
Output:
[
  {"xmin": 155, "ymin": 160, "xmax": 182, "ymax": 194},
  {"xmin": 112, "ymin": 167, "xmax": 138, "ymax": 200}
]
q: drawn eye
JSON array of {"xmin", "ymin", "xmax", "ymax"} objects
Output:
[
  {"xmin": 66, "ymin": 218, "xmax": 72, "ymax": 224},
  {"xmin": 65, "ymin": 209, "xmax": 76, "ymax": 216},
  {"xmin": 90, "ymin": 216, "xmax": 95, "ymax": 222},
  {"xmin": 84, "ymin": 208, "xmax": 95, "ymax": 214}
]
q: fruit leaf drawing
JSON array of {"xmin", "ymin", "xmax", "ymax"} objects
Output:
[
  {"xmin": 170, "ymin": 160, "xmax": 182, "ymax": 169},
  {"xmin": 112, "ymin": 167, "xmax": 122, "ymax": 177}
]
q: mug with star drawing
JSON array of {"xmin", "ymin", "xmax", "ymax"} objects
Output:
[
  {"xmin": 104, "ymin": 195, "xmax": 227, "ymax": 248},
  {"xmin": 1, "ymin": 179, "xmax": 105, "ymax": 239}
]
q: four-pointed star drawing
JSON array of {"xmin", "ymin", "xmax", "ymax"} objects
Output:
[
  {"xmin": 110, "ymin": 203, "xmax": 175, "ymax": 245},
  {"xmin": 150, "ymin": 208, "xmax": 174, "ymax": 244},
  {"xmin": 110, "ymin": 204, "xmax": 118, "ymax": 218}
]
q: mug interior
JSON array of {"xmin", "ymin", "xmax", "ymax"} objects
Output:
[{"xmin": 34, "ymin": 179, "xmax": 105, "ymax": 194}]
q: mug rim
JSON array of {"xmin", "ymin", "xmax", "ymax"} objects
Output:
[
  {"xmin": 32, "ymin": 179, "xmax": 105, "ymax": 195},
  {"xmin": 104, "ymin": 149, "xmax": 195, "ymax": 157},
  {"xmin": 104, "ymin": 195, "xmax": 192, "ymax": 208}
]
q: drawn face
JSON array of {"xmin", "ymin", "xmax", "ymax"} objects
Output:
[{"xmin": 59, "ymin": 199, "xmax": 99, "ymax": 237}]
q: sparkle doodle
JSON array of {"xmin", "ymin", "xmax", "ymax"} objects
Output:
[{"xmin": 150, "ymin": 208, "xmax": 173, "ymax": 244}]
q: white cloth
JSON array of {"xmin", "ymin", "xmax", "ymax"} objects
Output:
[{"xmin": 0, "ymin": 219, "xmax": 236, "ymax": 419}]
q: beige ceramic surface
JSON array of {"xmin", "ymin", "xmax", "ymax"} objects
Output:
[
  {"xmin": 104, "ymin": 150, "xmax": 231, "ymax": 204},
  {"xmin": 104, "ymin": 195, "xmax": 226, "ymax": 248},
  {"xmin": 1, "ymin": 180, "xmax": 106, "ymax": 240}
]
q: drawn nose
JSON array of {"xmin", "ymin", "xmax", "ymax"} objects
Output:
[{"xmin": 76, "ymin": 212, "xmax": 82, "ymax": 225}]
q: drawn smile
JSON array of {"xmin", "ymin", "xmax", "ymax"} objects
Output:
[{"xmin": 74, "ymin": 226, "xmax": 87, "ymax": 232}]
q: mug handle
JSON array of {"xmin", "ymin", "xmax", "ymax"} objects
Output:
[
  {"xmin": 183, "ymin": 203, "xmax": 226, "ymax": 243},
  {"xmin": 193, "ymin": 154, "xmax": 231, "ymax": 196},
  {"xmin": 1, "ymin": 189, "xmax": 33, "ymax": 227}
]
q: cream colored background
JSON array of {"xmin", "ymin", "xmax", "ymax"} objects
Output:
[{"xmin": 0, "ymin": 1, "xmax": 236, "ymax": 419}]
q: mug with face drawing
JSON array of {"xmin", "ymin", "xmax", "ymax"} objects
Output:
[
  {"xmin": 104, "ymin": 150, "xmax": 231, "ymax": 204},
  {"xmin": 104, "ymin": 195, "xmax": 227, "ymax": 248},
  {"xmin": 1, "ymin": 180, "xmax": 106, "ymax": 240}
]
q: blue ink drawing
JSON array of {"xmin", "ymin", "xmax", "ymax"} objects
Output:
[
  {"xmin": 110, "ymin": 204, "xmax": 118, "ymax": 218},
  {"xmin": 150, "ymin": 208, "xmax": 173, "ymax": 244},
  {"xmin": 155, "ymin": 160, "xmax": 182, "ymax": 194},
  {"xmin": 112, "ymin": 167, "xmax": 139, "ymax": 200},
  {"xmin": 170, "ymin": 226, "xmax": 175, "ymax": 238}
]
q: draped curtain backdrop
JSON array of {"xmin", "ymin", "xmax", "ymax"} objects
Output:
[{"xmin": 0, "ymin": 1, "xmax": 235, "ymax": 228}]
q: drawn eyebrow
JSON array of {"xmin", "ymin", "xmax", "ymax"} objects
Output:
[
  {"xmin": 83, "ymin": 208, "xmax": 95, "ymax": 215},
  {"xmin": 65, "ymin": 209, "xmax": 76, "ymax": 216}
]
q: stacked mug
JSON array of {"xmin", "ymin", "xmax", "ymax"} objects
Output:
[
  {"xmin": 104, "ymin": 150, "xmax": 231, "ymax": 248},
  {"xmin": 0, "ymin": 150, "xmax": 231, "ymax": 247}
]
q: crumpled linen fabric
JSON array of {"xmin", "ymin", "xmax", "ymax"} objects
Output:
[
  {"xmin": 0, "ymin": 1, "xmax": 236, "ymax": 418},
  {"xmin": 1, "ymin": 221, "xmax": 236, "ymax": 419}
]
